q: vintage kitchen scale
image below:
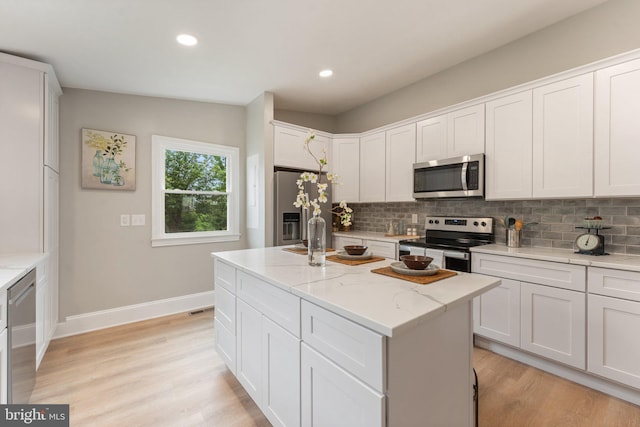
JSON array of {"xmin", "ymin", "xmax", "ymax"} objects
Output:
[{"xmin": 575, "ymin": 218, "xmax": 609, "ymax": 256}]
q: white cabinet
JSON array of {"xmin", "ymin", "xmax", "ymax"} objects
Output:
[
  {"xmin": 214, "ymin": 259, "xmax": 237, "ymax": 373},
  {"xmin": 331, "ymin": 137, "xmax": 360, "ymax": 202},
  {"xmin": 385, "ymin": 124, "xmax": 416, "ymax": 202},
  {"xmin": 416, "ymin": 104, "xmax": 485, "ymax": 162},
  {"xmin": 472, "ymin": 253, "xmax": 586, "ymax": 368},
  {"xmin": 520, "ymin": 282, "xmax": 585, "ymax": 369},
  {"xmin": 0, "ymin": 329, "xmax": 6, "ymax": 405},
  {"xmin": 587, "ymin": 267, "xmax": 640, "ymax": 389},
  {"xmin": 262, "ymin": 317, "xmax": 301, "ymax": 427},
  {"xmin": 236, "ymin": 298, "xmax": 262, "ymax": 403},
  {"xmin": 532, "ymin": 74, "xmax": 594, "ymax": 198},
  {"xmin": 359, "ymin": 132, "xmax": 386, "ymax": 202},
  {"xmin": 332, "ymin": 236, "xmax": 363, "ymax": 251},
  {"xmin": 588, "ymin": 294, "xmax": 640, "ymax": 389},
  {"xmin": 301, "ymin": 343, "xmax": 384, "ymax": 427},
  {"xmin": 274, "ymin": 125, "xmax": 330, "ymax": 171},
  {"xmin": 35, "ymin": 256, "xmax": 51, "ymax": 369},
  {"xmin": 473, "ymin": 278, "xmax": 521, "ymax": 347},
  {"xmin": 485, "ymin": 91, "xmax": 533, "ymax": 200},
  {"xmin": 594, "ymin": 58, "xmax": 640, "ymax": 196},
  {"xmin": 333, "ymin": 235, "xmax": 397, "ymax": 260}
]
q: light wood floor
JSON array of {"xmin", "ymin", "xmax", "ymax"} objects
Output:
[{"xmin": 30, "ymin": 310, "xmax": 640, "ymax": 427}]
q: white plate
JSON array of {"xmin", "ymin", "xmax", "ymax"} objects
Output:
[
  {"xmin": 390, "ymin": 262, "xmax": 441, "ymax": 276},
  {"xmin": 337, "ymin": 251, "xmax": 372, "ymax": 260}
]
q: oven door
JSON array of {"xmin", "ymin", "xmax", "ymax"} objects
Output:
[{"xmin": 443, "ymin": 250, "xmax": 471, "ymax": 273}]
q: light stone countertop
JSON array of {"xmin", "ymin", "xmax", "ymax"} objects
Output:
[
  {"xmin": 0, "ymin": 252, "xmax": 46, "ymax": 291},
  {"xmin": 332, "ymin": 230, "xmax": 423, "ymax": 244},
  {"xmin": 212, "ymin": 246, "xmax": 501, "ymax": 337},
  {"xmin": 471, "ymin": 244, "xmax": 640, "ymax": 272}
]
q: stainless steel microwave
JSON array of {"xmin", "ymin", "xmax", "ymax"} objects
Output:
[{"xmin": 413, "ymin": 154, "xmax": 484, "ymax": 199}]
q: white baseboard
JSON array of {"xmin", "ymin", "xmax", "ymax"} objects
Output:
[{"xmin": 53, "ymin": 290, "xmax": 215, "ymax": 339}]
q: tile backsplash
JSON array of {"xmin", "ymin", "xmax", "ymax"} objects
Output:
[{"xmin": 345, "ymin": 198, "xmax": 640, "ymax": 255}]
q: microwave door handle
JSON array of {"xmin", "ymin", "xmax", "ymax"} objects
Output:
[{"xmin": 460, "ymin": 162, "xmax": 468, "ymax": 191}]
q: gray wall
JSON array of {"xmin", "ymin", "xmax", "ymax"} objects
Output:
[
  {"xmin": 335, "ymin": 0, "xmax": 640, "ymax": 132},
  {"xmin": 274, "ymin": 109, "xmax": 337, "ymax": 133},
  {"xmin": 349, "ymin": 198, "xmax": 640, "ymax": 255},
  {"xmin": 59, "ymin": 89, "xmax": 247, "ymax": 319}
]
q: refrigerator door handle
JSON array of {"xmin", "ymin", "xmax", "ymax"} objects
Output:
[{"xmin": 301, "ymin": 208, "xmax": 308, "ymax": 240}]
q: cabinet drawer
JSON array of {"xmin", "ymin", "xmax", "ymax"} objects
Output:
[
  {"xmin": 237, "ymin": 271, "xmax": 300, "ymax": 337},
  {"xmin": 215, "ymin": 286, "xmax": 235, "ymax": 333},
  {"xmin": 363, "ymin": 240, "xmax": 396, "ymax": 259},
  {"xmin": 472, "ymin": 253, "xmax": 586, "ymax": 292},
  {"xmin": 301, "ymin": 301, "xmax": 385, "ymax": 392},
  {"xmin": 215, "ymin": 259, "xmax": 236, "ymax": 293},
  {"xmin": 333, "ymin": 236, "xmax": 363, "ymax": 250},
  {"xmin": 588, "ymin": 267, "xmax": 640, "ymax": 302},
  {"xmin": 214, "ymin": 319, "xmax": 236, "ymax": 374}
]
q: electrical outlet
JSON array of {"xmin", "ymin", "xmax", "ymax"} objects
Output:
[
  {"xmin": 131, "ymin": 214, "xmax": 146, "ymax": 226},
  {"xmin": 120, "ymin": 214, "xmax": 130, "ymax": 226},
  {"xmin": 411, "ymin": 213, "xmax": 418, "ymax": 224}
]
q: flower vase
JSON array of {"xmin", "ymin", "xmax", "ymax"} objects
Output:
[
  {"xmin": 307, "ymin": 215, "xmax": 326, "ymax": 267},
  {"xmin": 100, "ymin": 157, "xmax": 118, "ymax": 184},
  {"xmin": 92, "ymin": 150, "xmax": 104, "ymax": 177}
]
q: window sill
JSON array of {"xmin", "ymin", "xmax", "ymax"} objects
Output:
[{"xmin": 151, "ymin": 233, "xmax": 241, "ymax": 247}]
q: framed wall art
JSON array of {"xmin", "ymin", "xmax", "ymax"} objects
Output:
[{"xmin": 82, "ymin": 128, "xmax": 136, "ymax": 190}]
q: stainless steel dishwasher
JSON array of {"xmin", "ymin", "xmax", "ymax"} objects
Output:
[{"xmin": 8, "ymin": 268, "xmax": 36, "ymax": 403}]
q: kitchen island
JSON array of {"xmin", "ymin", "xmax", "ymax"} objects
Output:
[{"xmin": 212, "ymin": 246, "xmax": 501, "ymax": 427}]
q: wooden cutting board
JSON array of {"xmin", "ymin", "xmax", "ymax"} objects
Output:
[{"xmin": 371, "ymin": 266, "xmax": 457, "ymax": 285}]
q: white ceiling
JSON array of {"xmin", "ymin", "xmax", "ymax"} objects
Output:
[{"xmin": 0, "ymin": 0, "xmax": 608, "ymax": 115}]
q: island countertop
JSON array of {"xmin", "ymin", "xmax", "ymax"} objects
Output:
[{"xmin": 212, "ymin": 246, "xmax": 501, "ymax": 337}]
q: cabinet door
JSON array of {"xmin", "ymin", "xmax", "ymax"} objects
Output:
[
  {"xmin": 363, "ymin": 239, "xmax": 397, "ymax": 260},
  {"xmin": 262, "ymin": 317, "xmax": 301, "ymax": 427},
  {"xmin": 274, "ymin": 126, "xmax": 329, "ymax": 171},
  {"xmin": 416, "ymin": 114, "xmax": 447, "ymax": 162},
  {"xmin": 44, "ymin": 73, "xmax": 60, "ymax": 172},
  {"xmin": 447, "ymin": 104, "xmax": 485, "ymax": 157},
  {"xmin": 520, "ymin": 282, "xmax": 585, "ymax": 369},
  {"xmin": 333, "ymin": 236, "xmax": 363, "ymax": 251},
  {"xmin": 215, "ymin": 318, "xmax": 237, "ymax": 374},
  {"xmin": 485, "ymin": 91, "xmax": 533, "ymax": 200},
  {"xmin": 532, "ymin": 74, "xmax": 594, "ymax": 198},
  {"xmin": 236, "ymin": 299, "xmax": 263, "ymax": 405},
  {"xmin": 473, "ymin": 278, "xmax": 521, "ymax": 347},
  {"xmin": 332, "ymin": 137, "xmax": 360, "ymax": 202},
  {"xmin": 359, "ymin": 132, "xmax": 386, "ymax": 202},
  {"xmin": 385, "ymin": 124, "xmax": 416, "ymax": 202},
  {"xmin": 44, "ymin": 168, "xmax": 59, "ymax": 253},
  {"xmin": 0, "ymin": 329, "xmax": 7, "ymax": 404},
  {"xmin": 588, "ymin": 294, "xmax": 640, "ymax": 389},
  {"xmin": 595, "ymin": 58, "xmax": 640, "ymax": 196},
  {"xmin": 301, "ymin": 343, "xmax": 384, "ymax": 427}
]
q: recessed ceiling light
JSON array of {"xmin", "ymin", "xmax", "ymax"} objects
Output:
[
  {"xmin": 176, "ymin": 34, "xmax": 198, "ymax": 46},
  {"xmin": 319, "ymin": 69, "xmax": 333, "ymax": 78}
]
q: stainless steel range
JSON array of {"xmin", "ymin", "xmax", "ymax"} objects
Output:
[{"xmin": 399, "ymin": 216, "xmax": 494, "ymax": 272}]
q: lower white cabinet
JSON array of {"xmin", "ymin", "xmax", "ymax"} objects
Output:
[
  {"xmin": 236, "ymin": 299, "xmax": 263, "ymax": 405},
  {"xmin": 332, "ymin": 236, "xmax": 362, "ymax": 250},
  {"xmin": 520, "ymin": 282, "xmax": 585, "ymax": 369},
  {"xmin": 333, "ymin": 235, "xmax": 397, "ymax": 260},
  {"xmin": 473, "ymin": 278, "xmax": 521, "ymax": 347},
  {"xmin": 588, "ymin": 294, "xmax": 640, "ymax": 389},
  {"xmin": 301, "ymin": 343, "xmax": 384, "ymax": 427}
]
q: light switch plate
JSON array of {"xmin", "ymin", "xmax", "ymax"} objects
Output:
[
  {"xmin": 131, "ymin": 214, "xmax": 145, "ymax": 226},
  {"xmin": 411, "ymin": 213, "xmax": 418, "ymax": 223},
  {"xmin": 120, "ymin": 214, "xmax": 130, "ymax": 226}
]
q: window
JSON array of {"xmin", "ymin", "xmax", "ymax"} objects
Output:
[{"xmin": 152, "ymin": 135, "xmax": 240, "ymax": 246}]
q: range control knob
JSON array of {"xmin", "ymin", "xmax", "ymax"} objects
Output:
[
  {"xmin": 428, "ymin": 219, "xmax": 434, "ymax": 224},
  {"xmin": 434, "ymin": 220, "xmax": 440, "ymax": 224},
  {"xmin": 481, "ymin": 221, "xmax": 487, "ymax": 227},
  {"xmin": 473, "ymin": 221, "xmax": 479, "ymax": 226}
]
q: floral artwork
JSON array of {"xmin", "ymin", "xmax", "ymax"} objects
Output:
[{"xmin": 82, "ymin": 128, "xmax": 136, "ymax": 190}]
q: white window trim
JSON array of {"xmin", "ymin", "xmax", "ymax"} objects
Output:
[{"xmin": 151, "ymin": 135, "xmax": 240, "ymax": 247}]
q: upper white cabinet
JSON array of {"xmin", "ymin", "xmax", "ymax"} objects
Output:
[
  {"xmin": 532, "ymin": 74, "xmax": 594, "ymax": 198},
  {"xmin": 331, "ymin": 137, "xmax": 360, "ymax": 202},
  {"xmin": 385, "ymin": 124, "xmax": 416, "ymax": 202},
  {"xmin": 594, "ymin": 58, "xmax": 640, "ymax": 197},
  {"xmin": 416, "ymin": 104, "xmax": 484, "ymax": 162},
  {"xmin": 274, "ymin": 125, "xmax": 330, "ymax": 171},
  {"xmin": 485, "ymin": 91, "xmax": 533, "ymax": 200},
  {"xmin": 359, "ymin": 132, "xmax": 386, "ymax": 202}
]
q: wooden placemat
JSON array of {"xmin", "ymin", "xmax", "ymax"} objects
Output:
[
  {"xmin": 371, "ymin": 266, "xmax": 458, "ymax": 285},
  {"xmin": 283, "ymin": 247, "xmax": 335, "ymax": 255},
  {"xmin": 326, "ymin": 254, "xmax": 386, "ymax": 266}
]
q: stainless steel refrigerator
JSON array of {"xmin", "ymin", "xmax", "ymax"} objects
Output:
[{"xmin": 274, "ymin": 170, "xmax": 332, "ymax": 247}]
